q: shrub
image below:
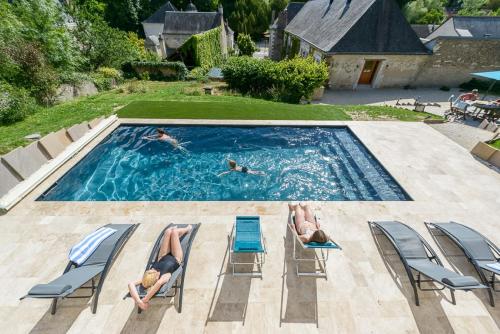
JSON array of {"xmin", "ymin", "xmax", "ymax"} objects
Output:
[
  {"xmin": 237, "ymin": 34, "xmax": 257, "ymax": 56},
  {"xmin": 187, "ymin": 67, "xmax": 209, "ymax": 82},
  {"xmin": 222, "ymin": 56, "xmax": 328, "ymax": 103},
  {"xmin": 459, "ymin": 78, "xmax": 500, "ymax": 95},
  {"xmin": 0, "ymin": 82, "xmax": 36, "ymax": 125},
  {"xmin": 96, "ymin": 67, "xmax": 121, "ymax": 79},
  {"xmin": 179, "ymin": 27, "xmax": 224, "ymax": 69},
  {"xmin": 126, "ymin": 61, "xmax": 188, "ymax": 81},
  {"xmin": 124, "ymin": 80, "xmax": 148, "ymax": 94}
]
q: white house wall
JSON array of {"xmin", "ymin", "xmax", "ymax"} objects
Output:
[{"xmin": 143, "ymin": 23, "xmax": 164, "ymax": 39}]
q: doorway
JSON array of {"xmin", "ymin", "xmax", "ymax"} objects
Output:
[{"xmin": 358, "ymin": 60, "xmax": 380, "ymax": 85}]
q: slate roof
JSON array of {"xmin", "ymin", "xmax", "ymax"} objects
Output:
[
  {"xmin": 271, "ymin": 2, "xmax": 305, "ymax": 29},
  {"xmin": 142, "ymin": 1, "xmax": 178, "ymax": 24},
  {"xmin": 411, "ymin": 24, "xmax": 438, "ymax": 39},
  {"xmin": 163, "ymin": 12, "xmax": 222, "ymax": 34},
  {"xmin": 426, "ymin": 16, "xmax": 500, "ymax": 41},
  {"xmin": 285, "ymin": 0, "xmax": 428, "ymax": 54}
]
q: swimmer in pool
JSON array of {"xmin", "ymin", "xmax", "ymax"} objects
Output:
[
  {"xmin": 218, "ymin": 159, "xmax": 265, "ymax": 176},
  {"xmin": 143, "ymin": 128, "xmax": 179, "ymax": 147}
]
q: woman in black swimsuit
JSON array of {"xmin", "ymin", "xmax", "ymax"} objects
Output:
[
  {"xmin": 128, "ymin": 225, "xmax": 192, "ymax": 311},
  {"xmin": 218, "ymin": 159, "xmax": 264, "ymax": 176}
]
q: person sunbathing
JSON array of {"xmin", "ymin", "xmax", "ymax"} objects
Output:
[
  {"xmin": 128, "ymin": 225, "xmax": 192, "ymax": 311},
  {"xmin": 218, "ymin": 159, "xmax": 265, "ymax": 176},
  {"xmin": 459, "ymin": 89, "xmax": 479, "ymax": 103},
  {"xmin": 143, "ymin": 128, "xmax": 179, "ymax": 147},
  {"xmin": 288, "ymin": 203, "xmax": 329, "ymax": 244}
]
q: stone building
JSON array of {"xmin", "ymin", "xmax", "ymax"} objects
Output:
[
  {"xmin": 414, "ymin": 16, "xmax": 500, "ymax": 87},
  {"xmin": 269, "ymin": 0, "xmax": 500, "ymax": 89},
  {"xmin": 142, "ymin": 1, "xmax": 234, "ymax": 59},
  {"xmin": 269, "ymin": 2, "xmax": 304, "ymax": 61},
  {"xmin": 276, "ymin": 0, "xmax": 430, "ymax": 89}
]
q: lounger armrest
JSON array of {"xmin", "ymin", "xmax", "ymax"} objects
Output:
[
  {"xmin": 442, "ymin": 276, "xmax": 480, "ymax": 287},
  {"xmin": 28, "ymin": 284, "xmax": 72, "ymax": 296}
]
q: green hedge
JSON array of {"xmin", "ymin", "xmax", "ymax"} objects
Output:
[
  {"xmin": 123, "ymin": 61, "xmax": 188, "ymax": 81},
  {"xmin": 222, "ymin": 56, "xmax": 328, "ymax": 104},
  {"xmin": 179, "ymin": 27, "xmax": 223, "ymax": 69}
]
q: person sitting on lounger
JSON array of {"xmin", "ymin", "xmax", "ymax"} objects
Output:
[
  {"xmin": 143, "ymin": 128, "xmax": 179, "ymax": 147},
  {"xmin": 128, "ymin": 225, "xmax": 192, "ymax": 311},
  {"xmin": 218, "ymin": 159, "xmax": 265, "ymax": 176},
  {"xmin": 288, "ymin": 203, "xmax": 329, "ymax": 244},
  {"xmin": 459, "ymin": 89, "xmax": 479, "ymax": 103}
]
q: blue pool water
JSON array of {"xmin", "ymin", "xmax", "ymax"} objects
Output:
[{"xmin": 39, "ymin": 125, "xmax": 410, "ymax": 201}]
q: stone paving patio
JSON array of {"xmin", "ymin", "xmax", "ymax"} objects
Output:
[{"xmin": 0, "ymin": 120, "xmax": 499, "ymax": 334}]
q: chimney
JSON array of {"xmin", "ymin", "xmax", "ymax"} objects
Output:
[{"xmin": 218, "ymin": 4, "xmax": 223, "ymax": 15}]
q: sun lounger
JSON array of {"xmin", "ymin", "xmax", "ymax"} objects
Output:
[
  {"xmin": 289, "ymin": 213, "xmax": 341, "ymax": 278},
  {"xmin": 369, "ymin": 221, "xmax": 487, "ymax": 305},
  {"xmin": 21, "ymin": 223, "xmax": 138, "ymax": 314},
  {"xmin": 124, "ymin": 223, "xmax": 200, "ymax": 313},
  {"xmin": 426, "ymin": 221, "xmax": 499, "ymax": 306},
  {"xmin": 229, "ymin": 216, "xmax": 266, "ymax": 277}
]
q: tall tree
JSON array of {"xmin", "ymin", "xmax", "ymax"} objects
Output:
[{"xmin": 222, "ymin": 0, "xmax": 270, "ymax": 37}]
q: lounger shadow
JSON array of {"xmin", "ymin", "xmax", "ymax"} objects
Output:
[
  {"xmin": 20, "ymin": 223, "xmax": 138, "ymax": 314},
  {"xmin": 368, "ymin": 221, "xmax": 488, "ymax": 306},
  {"xmin": 426, "ymin": 221, "xmax": 499, "ymax": 307},
  {"xmin": 124, "ymin": 223, "xmax": 200, "ymax": 313}
]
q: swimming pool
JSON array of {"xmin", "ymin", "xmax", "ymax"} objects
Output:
[{"xmin": 38, "ymin": 125, "xmax": 410, "ymax": 201}]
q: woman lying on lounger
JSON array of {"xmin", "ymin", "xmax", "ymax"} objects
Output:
[
  {"xmin": 128, "ymin": 225, "xmax": 192, "ymax": 311},
  {"xmin": 288, "ymin": 203, "xmax": 329, "ymax": 244}
]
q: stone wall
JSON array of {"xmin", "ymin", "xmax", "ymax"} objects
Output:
[
  {"xmin": 326, "ymin": 54, "xmax": 429, "ymax": 89},
  {"xmin": 414, "ymin": 38, "xmax": 500, "ymax": 87},
  {"xmin": 55, "ymin": 80, "xmax": 98, "ymax": 103}
]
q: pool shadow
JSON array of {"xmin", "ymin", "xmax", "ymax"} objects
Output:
[
  {"xmin": 426, "ymin": 226, "xmax": 500, "ymax": 329},
  {"xmin": 120, "ymin": 299, "xmax": 172, "ymax": 334},
  {"xmin": 279, "ymin": 223, "xmax": 318, "ymax": 327},
  {"xmin": 29, "ymin": 288, "xmax": 92, "ymax": 334},
  {"xmin": 369, "ymin": 224, "xmax": 455, "ymax": 334},
  {"xmin": 205, "ymin": 239, "xmax": 253, "ymax": 325}
]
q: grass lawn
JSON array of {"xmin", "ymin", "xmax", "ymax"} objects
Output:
[
  {"xmin": 0, "ymin": 81, "xmax": 441, "ymax": 155},
  {"xmin": 489, "ymin": 139, "xmax": 500, "ymax": 150}
]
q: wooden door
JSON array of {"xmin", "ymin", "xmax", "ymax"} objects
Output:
[{"xmin": 358, "ymin": 60, "xmax": 379, "ymax": 85}]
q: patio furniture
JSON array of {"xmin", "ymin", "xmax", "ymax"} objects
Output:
[
  {"xmin": 289, "ymin": 213, "xmax": 341, "ymax": 278},
  {"xmin": 425, "ymin": 222, "xmax": 499, "ymax": 306},
  {"xmin": 447, "ymin": 96, "xmax": 469, "ymax": 120},
  {"xmin": 229, "ymin": 216, "xmax": 266, "ymax": 277},
  {"xmin": 471, "ymin": 102, "xmax": 500, "ymax": 122},
  {"xmin": 369, "ymin": 221, "xmax": 487, "ymax": 306},
  {"xmin": 21, "ymin": 223, "xmax": 138, "ymax": 314},
  {"xmin": 124, "ymin": 223, "xmax": 200, "ymax": 313}
]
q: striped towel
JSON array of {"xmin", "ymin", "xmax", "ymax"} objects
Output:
[{"xmin": 69, "ymin": 227, "xmax": 116, "ymax": 265}]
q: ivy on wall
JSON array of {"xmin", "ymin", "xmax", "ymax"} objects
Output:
[
  {"xmin": 179, "ymin": 27, "xmax": 224, "ymax": 70},
  {"xmin": 289, "ymin": 36, "xmax": 300, "ymax": 58}
]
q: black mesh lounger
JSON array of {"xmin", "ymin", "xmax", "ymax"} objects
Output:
[
  {"xmin": 124, "ymin": 223, "xmax": 200, "ymax": 313},
  {"xmin": 20, "ymin": 223, "xmax": 138, "ymax": 314},
  {"xmin": 368, "ymin": 221, "xmax": 488, "ymax": 306},
  {"xmin": 426, "ymin": 221, "xmax": 499, "ymax": 307}
]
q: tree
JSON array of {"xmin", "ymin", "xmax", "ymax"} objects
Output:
[
  {"xmin": 222, "ymin": 0, "xmax": 270, "ymax": 37},
  {"xmin": 270, "ymin": 0, "xmax": 288, "ymax": 14},
  {"xmin": 458, "ymin": 0, "xmax": 488, "ymax": 15},
  {"xmin": 237, "ymin": 33, "xmax": 257, "ymax": 56},
  {"xmin": 403, "ymin": 0, "xmax": 445, "ymax": 24}
]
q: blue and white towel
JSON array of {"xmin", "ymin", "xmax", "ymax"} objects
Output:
[{"xmin": 69, "ymin": 227, "xmax": 116, "ymax": 265}]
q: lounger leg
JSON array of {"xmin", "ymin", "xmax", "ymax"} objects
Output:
[
  {"xmin": 178, "ymin": 284, "xmax": 184, "ymax": 313},
  {"xmin": 450, "ymin": 289, "xmax": 456, "ymax": 305},
  {"xmin": 137, "ymin": 307, "xmax": 142, "ymax": 314},
  {"xmin": 412, "ymin": 284, "xmax": 419, "ymax": 306},
  {"xmin": 487, "ymin": 288, "xmax": 495, "ymax": 307},
  {"xmin": 50, "ymin": 298, "xmax": 58, "ymax": 315},
  {"xmin": 92, "ymin": 294, "xmax": 99, "ymax": 314}
]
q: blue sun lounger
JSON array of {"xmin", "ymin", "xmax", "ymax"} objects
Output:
[
  {"xmin": 229, "ymin": 216, "xmax": 266, "ymax": 277},
  {"xmin": 289, "ymin": 213, "xmax": 341, "ymax": 278}
]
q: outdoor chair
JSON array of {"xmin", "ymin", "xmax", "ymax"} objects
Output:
[
  {"xmin": 229, "ymin": 216, "xmax": 266, "ymax": 277},
  {"xmin": 426, "ymin": 221, "xmax": 499, "ymax": 306},
  {"xmin": 447, "ymin": 95, "xmax": 469, "ymax": 120},
  {"xmin": 369, "ymin": 221, "xmax": 487, "ymax": 306},
  {"xmin": 124, "ymin": 223, "xmax": 200, "ymax": 313},
  {"xmin": 289, "ymin": 213, "xmax": 341, "ymax": 278},
  {"xmin": 21, "ymin": 223, "xmax": 138, "ymax": 314}
]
